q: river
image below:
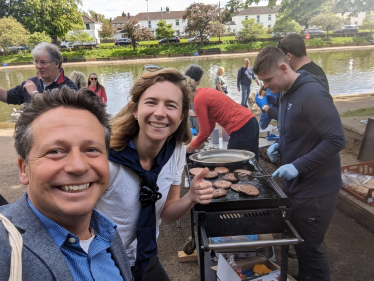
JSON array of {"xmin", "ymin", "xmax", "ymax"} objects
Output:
[{"xmin": 1, "ymin": 49, "xmax": 374, "ymax": 122}]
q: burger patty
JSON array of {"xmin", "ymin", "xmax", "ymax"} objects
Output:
[
  {"xmin": 214, "ymin": 166, "xmax": 230, "ymax": 174},
  {"xmin": 225, "ymin": 173, "xmax": 238, "ymax": 182},
  {"xmin": 204, "ymin": 170, "xmax": 219, "ymax": 179},
  {"xmin": 189, "ymin": 167, "xmax": 204, "ymax": 176},
  {"xmin": 234, "ymin": 169, "xmax": 252, "ymax": 175},
  {"xmin": 231, "ymin": 184, "xmax": 259, "ymax": 196},
  {"xmin": 212, "ymin": 188, "xmax": 227, "ymax": 198},
  {"xmin": 213, "ymin": 180, "xmax": 232, "ymax": 189}
]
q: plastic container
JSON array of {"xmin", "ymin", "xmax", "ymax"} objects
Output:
[
  {"xmin": 212, "ymin": 126, "xmax": 219, "ymax": 144},
  {"xmin": 222, "ymin": 127, "xmax": 230, "ymax": 141}
]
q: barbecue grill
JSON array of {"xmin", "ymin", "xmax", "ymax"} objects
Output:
[{"xmin": 185, "ymin": 153, "xmax": 302, "ymax": 281}]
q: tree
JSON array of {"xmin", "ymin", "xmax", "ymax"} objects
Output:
[
  {"xmin": 22, "ymin": 0, "xmax": 83, "ymax": 44},
  {"xmin": 239, "ymin": 18, "xmax": 266, "ymax": 41},
  {"xmin": 309, "ymin": 12, "xmax": 344, "ymax": 38},
  {"xmin": 210, "ymin": 22, "xmax": 226, "ymax": 42},
  {"xmin": 155, "ymin": 20, "xmax": 175, "ymax": 44},
  {"xmin": 99, "ymin": 23, "xmax": 114, "ymax": 39},
  {"xmin": 0, "ymin": 17, "xmax": 29, "ymax": 56},
  {"xmin": 334, "ymin": 0, "xmax": 374, "ymax": 14},
  {"xmin": 272, "ymin": 16, "xmax": 303, "ymax": 37},
  {"xmin": 361, "ymin": 14, "xmax": 374, "ymax": 36},
  {"xmin": 123, "ymin": 19, "xmax": 152, "ymax": 50},
  {"xmin": 226, "ymin": 0, "xmax": 245, "ymax": 14},
  {"xmin": 183, "ymin": 3, "xmax": 220, "ymax": 47},
  {"xmin": 28, "ymin": 31, "xmax": 52, "ymax": 47},
  {"xmin": 66, "ymin": 29, "xmax": 94, "ymax": 46},
  {"xmin": 244, "ymin": 0, "xmax": 329, "ymax": 27},
  {"xmin": 82, "ymin": 10, "xmax": 110, "ymax": 24}
]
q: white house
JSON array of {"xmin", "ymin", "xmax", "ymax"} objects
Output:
[
  {"xmin": 337, "ymin": 11, "xmax": 368, "ymax": 26},
  {"xmin": 133, "ymin": 7, "xmax": 186, "ymax": 36},
  {"xmin": 230, "ymin": 5, "xmax": 281, "ymax": 33},
  {"xmin": 82, "ymin": 15, "xmax": 102, "ymax": 44}
]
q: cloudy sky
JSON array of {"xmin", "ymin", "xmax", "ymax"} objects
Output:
[{"xmin": 81, "ymin": 0, "xmax": 270, "ymax": 19}]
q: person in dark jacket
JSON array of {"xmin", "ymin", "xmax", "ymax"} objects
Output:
[
  {"xmin": 0, "ymin": 42, "xmax": 78, "ymax": 105},
  {"xmin": 253, "ymin": 46, "xmax": 346, "ymax": 281},
  {"xmin": 237, "ymin": 58, "xmax": 259, "ymax": 107},
  {"xmin": 256, "ymin": 34, "xmax": 328, "ymax": 120}
]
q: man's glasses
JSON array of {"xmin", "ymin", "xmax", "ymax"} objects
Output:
[
  {"xmin": 142, "ymin": 64, "xmax": 187, "ymax": 80},
  {"xmin": 33, "ymin": 60, "xmax": 51, "ymax": 66},
  {"xmin": 277, "ymin": 41, "xmax": 291, "ymax": 55},
  {"xmin": 90, "ymin": 78, "xmax": 98, "ymax": 80}
]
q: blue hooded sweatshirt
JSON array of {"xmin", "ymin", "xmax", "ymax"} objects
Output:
[{"xmin": 278, "ymin": 71, "xmax": 346, "ymax": 198}]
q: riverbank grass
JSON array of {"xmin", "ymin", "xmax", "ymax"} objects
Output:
[{"xmin": 340, "ymin": 107, "xmax": 374, "ymax": 117}]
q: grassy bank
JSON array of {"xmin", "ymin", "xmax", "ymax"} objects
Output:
[
  {"xmin": 340, "ymin": 107, "xmax": 374, "ymax": 117},
  {"xmin": 0, "ymin": 36, "xmax": 371, "ymax": 64}
]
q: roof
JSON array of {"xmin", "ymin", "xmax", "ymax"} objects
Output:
[
  {"xmin": 110, "ymin": 16, "xmax": 132, "ymax": 24},
  {"xmin": 133, "ymin": 11, "xmax": 185, "ymax": 21},
  {"xmin": 82, "ymin": 15, "xmax": 99, "ymax": 24},
  {"xmin": 226, "ymin": 21, "xmax": 236, "ymax": 25},
  {"xmin": 235, "ymin": 5, "xmax": 281, "ymax": 16}
]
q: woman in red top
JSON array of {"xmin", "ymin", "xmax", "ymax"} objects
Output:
[
  {"xmin": 185, "ymin": 65, "xmax": 259, "ymax": 159},
  {"xmin": 88, "ymin": 73, "xmax": 108, "ymax": 103}
]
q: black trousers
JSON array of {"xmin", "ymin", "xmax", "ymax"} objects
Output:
[
  {"xmin": 131, "ymin": 256, "xmax": 171, "ymax": 281},
  {"xmin": 227, "ymin": 117, "xmax": 259, "ymax": 160},
  {"xmin": 289, "ymin": 191, "xmax": 339, "ymax": 281}
]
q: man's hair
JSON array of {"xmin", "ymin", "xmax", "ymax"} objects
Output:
[
  {"xmin": 185, "ymin": 65, "xmax": 204, "ymax": 82},
  {"xmin": 279, "ymin": 34, "xmax": 307, "ymax": 58},
  {"xmin": 32, "ymin": 42, "xmax": 63, "ymax": 69},
  {"xmin": 14, "ymin": 86, "xmax": 111, "ymax": 161},
  {"xmin": 253, "ymin": 46, "xmax": 289, "ymax": 76}
]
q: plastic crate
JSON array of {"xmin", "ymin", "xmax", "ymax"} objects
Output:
[{"xmin": 341, "ymin": 161, "xmax": 374, "ymax": 206}]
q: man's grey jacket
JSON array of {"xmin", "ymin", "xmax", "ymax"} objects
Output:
[{"xmin": 0, "ymin": 193, "xmax": 133, "ymax": 281}]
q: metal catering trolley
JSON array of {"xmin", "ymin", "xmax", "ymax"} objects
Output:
[{"xmin": 184, "ymin": 150, "xmax": 302, "ymax": 281}]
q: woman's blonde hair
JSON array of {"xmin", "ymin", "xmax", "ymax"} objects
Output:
[
  {"xmin": 217, "ymin": 66, "xmax": 225, "ymax": 76},
  {"xmin": 110, "ymin": 68, "xmax": 193, "ymax": 151}
]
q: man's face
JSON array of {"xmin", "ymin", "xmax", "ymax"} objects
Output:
[
  {"xmin": 33, "ymin": 53, "xmax": 60, "ymax": 82},
  {"xmin": 244, "ymin": 60, "xmax": 249, "ymax": 68},
  {"xmin": 19, "ymin": 107, "xmax": 109, "ymax": 222},
  {"xmin": 257, "ymin": 64, "xmax": 289, "ymax": 93}
]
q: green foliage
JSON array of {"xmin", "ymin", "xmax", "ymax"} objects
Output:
[
  {"xmin": 155, "ymin": 20, "xmax": 175, "ymax": 42},
  {"xmin": 266, "ymin": 28, "xmax": 273, "ymax": 34},
  {"xmin": 66, "ymin": 30, "xmax": 94, "ymax": 45},
  {"xmin": 28, "ymin": 31, "xmax": 52, "ymax": 47},
  {"xmin": 239, "ymin": 18, "xmax": 266, "ymax": 41},
  {"xmin": 82, "ymin": 10, "xmax": 110, "ymax": 24},
  {"xmin": 361, "ymin": 14, "xmax": 374, "ymax": 34},
  {"xmin": 22, "ymin": 0, "xmax": 83, "ymax": 43},
  {"xmin": 0, "ymin": 17, "xmax": 29, "ymax": 55},
  {"xmin": 340, "ymin": 107, "xmax": 374, "ymax": 117},
  {"xmin": 309, "ymin": 12, "xmax": 344, "ymax": 38},
  {"xmin": 99, "ymin": 23, "xmax": 114, "ymax": 39},
  {"xmin": 272, "ymin": 16, "xmax": 302, "ymax": 37},
  {"xmin": 352, "ymin": 36, "xmax": 367, "ymax": 43}
]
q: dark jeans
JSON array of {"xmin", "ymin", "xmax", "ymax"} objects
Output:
[
  {"xmin": 227, "ymin": 117, "xmax": 259, "ymax": 160},
  {"xmin": 290, "ymin": 191, "xmax": 339, "ymax": 281},
  {"xmin": 132, "ymin": 256, "xmax": 171, "ymax": 281}
]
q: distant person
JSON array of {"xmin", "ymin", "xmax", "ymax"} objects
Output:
[
  {"xmin": 69, "ymin": 71, "xmax": 87, "ymax": 90},
  {"xmin": 215, "ymin": 66, "xmax": 227, "ymax": 94},
  {"xmin": 185, "ymin": 65, "xmax": 259, "ymax": 159},
  {"xmin": 88, "ymin": 73, "xmax": 107, "ymax": 104},
  {"xmin": 253, "ymin": 46, "xmax": 345, "ymax": 281},
  {"xmin": 256, "ymin": 34, "xmax": 329, "ymax": 120},
  {"xmin": 237, "ymin": 58, "xmax": 259, "ymax": 107},
  {"xmin": 0, "ymin": 87, "xmax": 132, "ymax": 280},
  {"xmin": 0, "ymin": 42, "xmax": 78, "ymax": 105},
  {"xmin": 257, "ymin": 87, "xmax": 280, "ymax": 130}
]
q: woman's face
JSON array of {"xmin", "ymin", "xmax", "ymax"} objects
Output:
[
  {"xmin": 89, "ymin": 74, "xmax": 98, "ymax": 87},
  {"xmin": 134, "ymin": 81, "xmax": 184, "ymax": 144}
]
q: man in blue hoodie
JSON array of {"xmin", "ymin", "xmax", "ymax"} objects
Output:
[{"xmin": 253, "ymin": 46, "xmax": 345, "ymax": 281}]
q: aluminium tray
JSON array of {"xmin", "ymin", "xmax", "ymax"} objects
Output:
[{"xmin": 189, "ymin": 149, "xmax": 255, "ymax": 167}]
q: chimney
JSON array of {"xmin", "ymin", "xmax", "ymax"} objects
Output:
[
  {"xmin": 95, "ymin": 13, "xmax": 98, "ymax": 22},
  {"xmin": 127, "ymin": 12, "xmax": 130, "ymax": 19},
  {"xmin": 166, "ymin": 6, "xmax": 169, "ymax": 13}
]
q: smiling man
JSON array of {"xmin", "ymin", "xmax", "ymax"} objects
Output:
[
  {"xmin": 0, "ymin": 87, "xmax": 133, "ymax": 281},
  {"xmin": 0, "ymin": 42, "xmax": 78, "ymax": 105}
]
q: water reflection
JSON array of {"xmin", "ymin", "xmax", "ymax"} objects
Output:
[{"xmin": 1, "ymin": 49, "xmax": 374, "ymax": 122}]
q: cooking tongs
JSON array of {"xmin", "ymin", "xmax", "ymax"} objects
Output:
[{"xmin": 234, "ymin": 171, "xmax": 272, "ymax": 181}]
